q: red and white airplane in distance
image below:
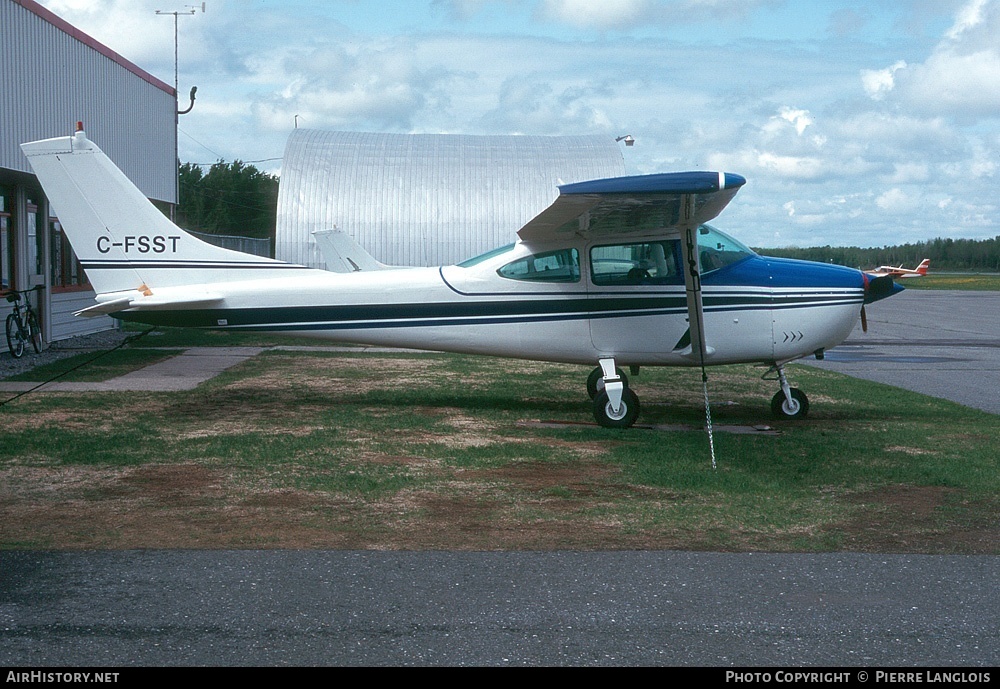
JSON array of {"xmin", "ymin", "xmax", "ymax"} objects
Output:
[{"xmin": 868, "ymin": 259, "xmax": 930, "ymax": 279}]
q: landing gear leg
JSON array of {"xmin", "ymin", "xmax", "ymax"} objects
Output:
[
  {"xmin": 586, "ymin": 364, "xmax": 628, "ymax": 399},
  {"xmin": 592, "ymin": 357, "xmax": 640, "ymax": 428},
  {"xmin": 769, "ymin": 364, "xmax": 809, "ymax": 420}
]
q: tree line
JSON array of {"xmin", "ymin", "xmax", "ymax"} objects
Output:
[
  {"xmin": 755, "ymin": 236, "xmax": 1000, "ymax": 272},
  {"xmin": 176, "ymin": 161, "xmax": 278, "ymax": 242}
]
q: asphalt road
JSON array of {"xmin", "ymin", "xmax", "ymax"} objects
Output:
[
  {"xmin": 1, "ymin": 550, "xmax": 997, "ymax": 667},
  {"xmin": 804, "ymin": 289, "xmax": 1000, "ymax": 414}
]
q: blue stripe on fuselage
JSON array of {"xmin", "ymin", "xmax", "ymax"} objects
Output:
[{"xmin": 113, "ymin": 288, "xmax": 861, "ymax": 331}]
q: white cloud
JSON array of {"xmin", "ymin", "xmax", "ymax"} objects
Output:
[
  {"xmin": 538, "ymin": 0, "xmax": 653, "ymax": 29},
  {"xmin": 887, "ymin": 163, "xmax": 930, "ymax": 184},
  {"xmin": 860, "ymin": 60, "xmax": 906, "ymax": 100},
  {"xmin": 945, "ymin": 0, "xmax": 989, "ymax": 39},
  {"xmin": 756, "ymin": 152, "xmax": 823, "ymax": 179},
  {"xmin": 777, "ymin": 107, "xmax": 814, "ymax": 136},
  {"xmin": 864, "ymin": 0, "xmax": 1000, "ymax": 117},
  {"xmin": 875, "ymin": 188, "xmax": 919, "ymax": 214},
  {"xmin": 901, "ymin": 49, "xmax": 1000, "ymax": 116}
]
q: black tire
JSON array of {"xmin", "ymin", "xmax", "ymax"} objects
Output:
[
  {"xmin": 26, "ymin": 312, "xmax": 42, "ymax": 353},
  {"xmin": 6, "ymin": 313, "xmax": 24, "ymax": 359},
  {"xmin": 586, "ymin": 366, "xmax": 629, "ymax": 400},
  {"xmin": 593, "ymin": 388, "xmax": 640, "ymax": 429},
  {"xmin": 771, "ymin": 388, "xmax": 809, "ymax": 420}
]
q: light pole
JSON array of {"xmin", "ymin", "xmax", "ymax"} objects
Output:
[{"xmin": 156, "ymin": 3, "xmax": 204, "ymax": 221}]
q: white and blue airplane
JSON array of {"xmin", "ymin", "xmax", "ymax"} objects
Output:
[{"xmin": 21, "ymin": 127, "xmax": 902, "ymax": 428}]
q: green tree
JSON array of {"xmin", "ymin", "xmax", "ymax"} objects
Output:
[{"xmin": 177, "ymin": 161, "xmax": 278, "ymax": 242}]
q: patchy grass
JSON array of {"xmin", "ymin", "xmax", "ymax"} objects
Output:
[
  {"xmin": 0, "ymin": 350, "xmax": 997, "ymax": 552},
  {"xmin": 4, "ymin": 349, "xmax": 178, "ymax": 383},
  {"xmin": 901, "ymin": 274, "xmax": 1000, "ymax": 291}
]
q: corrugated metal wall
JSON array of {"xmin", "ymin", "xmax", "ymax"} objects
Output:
[
  {"xmin": 276, "ymin": 130, "xmax": 626, "ymax": 268},
  {"xmin": 1, "ymin": 0, "xmax": 175, "ymax": 202}
]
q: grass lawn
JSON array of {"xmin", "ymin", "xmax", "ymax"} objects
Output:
[
  {"xmin": 1, "ymin": 347, "xmax": 996, "ymax": 553},
  {"xmin": 894, "ymin": 273, "xmax": 1000, "ymax": 291}
]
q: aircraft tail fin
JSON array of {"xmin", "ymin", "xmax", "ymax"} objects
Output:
[
  {"xmin": 312, "ymin": 229, "xmax": 390, "ymax": 272},
  {"xmin": 916, "ymin": 259, "xmax": 930, "ymax": 275},
  {"xmin": 20, "ymin": 127, "xmax": 294, "ymax": 297}
]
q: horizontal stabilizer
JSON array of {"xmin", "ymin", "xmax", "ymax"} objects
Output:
[
  {"xmin": 74, "ymin": 298, "xmax": 133, "ymax": 318},
  {"xmin": 74, "ymin": 292, "xmax": 225, "ymax": 318}
]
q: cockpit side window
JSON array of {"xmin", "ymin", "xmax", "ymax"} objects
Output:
[
  {"xmin": 590, "ymin": 240, "xmax": 683, "ymax": 286},
  {"xmin": 497, "ymin": 248, "xmax": 580, "ymax": 283}
]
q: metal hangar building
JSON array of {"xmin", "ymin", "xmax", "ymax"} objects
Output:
[
  {"xmin": 276, "ymin": 129, "xmax": 627, "ymax": 269},
  {"xmin": 0, "ymin": 0, "xmax": 176, "ymax": 343}
]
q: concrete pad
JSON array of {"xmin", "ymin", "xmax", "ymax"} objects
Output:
[{"xmin": 0, "ymin": 347, "xmax": 264, "ymax": 393}]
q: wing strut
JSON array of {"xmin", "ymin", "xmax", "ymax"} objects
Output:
[{"xmin": 677, "ymin": 195, "xmax": 717, "ymax": 470}]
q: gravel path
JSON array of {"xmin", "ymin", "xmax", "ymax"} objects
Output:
[{"xmin": 0, "ymin": 328, "xmax": 132, "ymax": 380}]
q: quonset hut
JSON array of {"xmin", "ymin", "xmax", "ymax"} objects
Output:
[{"xmin": 276, "ymin": 129, "xmax": 626, "ymax": 269}]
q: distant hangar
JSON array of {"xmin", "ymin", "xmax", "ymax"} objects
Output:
[{"xmin": 276, "ymin": 129, "xmax": 627, "ymax": 269}]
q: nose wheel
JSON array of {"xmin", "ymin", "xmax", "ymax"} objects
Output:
[
  {"xmin": 771, "ymin": 387, "xmax": 808, "ymax": 419},
  {"xmin": 767, "ymin": 364, "xmax": 810, "ymax": 420}
]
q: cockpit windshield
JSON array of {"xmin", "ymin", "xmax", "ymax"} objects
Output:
[
  {"xmin": 456, "ymin": 243, "xmax": 516, "ymax": 268},
  {"xmin": 697, "ymin": 224, "xmax": 755, "ymax": 273}
]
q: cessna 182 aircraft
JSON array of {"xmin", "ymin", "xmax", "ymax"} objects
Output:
[{"xmin": 21, "ymin": 127, "xmax": 902, "ymax": 428}]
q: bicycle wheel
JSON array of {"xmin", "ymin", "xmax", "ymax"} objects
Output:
[
  {"xmin": 6, "ymin": 313, "xmax": 24, "ymax": 358},
  {"xmin": 27, "ymin": 312, "xmax": 42, "ymax": 353}
]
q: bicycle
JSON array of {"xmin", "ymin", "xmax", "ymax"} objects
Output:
[{"xmin": 5, "ymin": 287, "xmax": 42, "ymax": 358}]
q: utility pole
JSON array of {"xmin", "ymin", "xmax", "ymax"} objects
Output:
[{"xmin": 156, "ymin": 2, "xmax": 205, "ymax": 221}]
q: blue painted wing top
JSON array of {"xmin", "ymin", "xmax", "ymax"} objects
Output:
[{"xmin": 517, "ymin": 171, "xmax": 747, "ymax": 242}]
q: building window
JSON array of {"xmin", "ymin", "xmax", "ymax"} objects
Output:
[
  {"xmin": 50, "ymin": 218, "xmax": 89, "ymax": 291},
  {"xmin": 0, "ymin": 188, "xmax": 11, "ymax": 291}
]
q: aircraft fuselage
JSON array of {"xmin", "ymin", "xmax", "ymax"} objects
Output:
[{"xmin": 114, "ymin": 236, "xmax": 867, "ymax": 369}]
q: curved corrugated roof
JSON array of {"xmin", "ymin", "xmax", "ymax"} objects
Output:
[{"xmin": 276, "ymin": 129, "xmax": 626, "ymax": 268}]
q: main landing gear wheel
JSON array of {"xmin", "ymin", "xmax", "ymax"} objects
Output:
[
  {"xmin": 593, "ymin": 388, "xmax": 641, "ymax": 429},
  {"xmin": 586, "ymin": 366, "xmax": 628, "ymax": 400},
  {"xmin": 771, "ymin": 388, "xmax": 809, "ymax": 420}
]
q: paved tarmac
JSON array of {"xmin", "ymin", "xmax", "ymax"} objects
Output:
[
  {"xmin": 804, "ymin": 290, "xmax": 1000, "ymax": 414},
  {"xmin": 1, "ymin": 550, "xmax": 997, "ymax": 667}
]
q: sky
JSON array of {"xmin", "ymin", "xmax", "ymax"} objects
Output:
[{"xmin": 36, "ymin": 0, "xmax": 1000, "ymax": 248}]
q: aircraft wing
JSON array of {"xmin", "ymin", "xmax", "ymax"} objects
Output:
[{"xmin": 516, "ymin": 171, "xmax": 746, "ymax": 242}]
